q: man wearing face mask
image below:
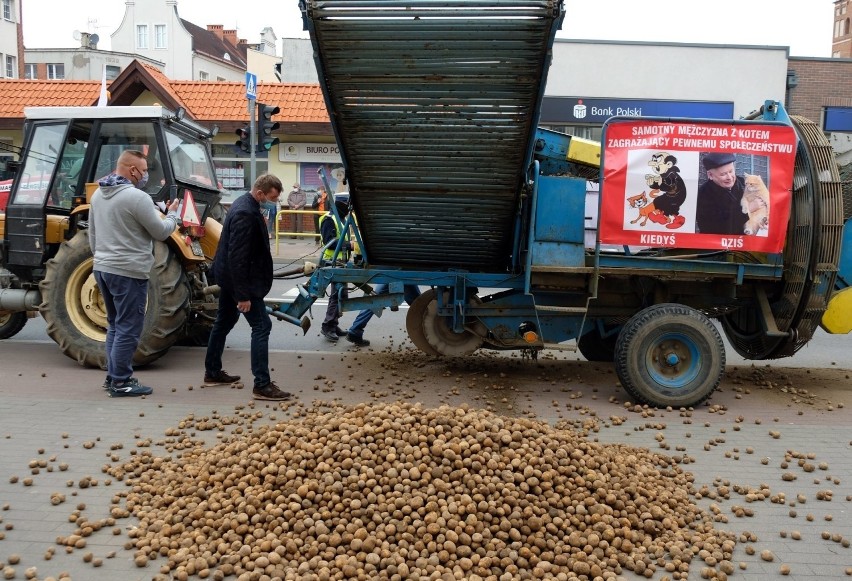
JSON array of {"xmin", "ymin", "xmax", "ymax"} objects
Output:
[
  {"xmin": 203, "ymin": 173, "xmax": 292, "ymax": 401},
  {"xmin": 89, "ymin": 149, "xmax": 181, "ymax": 397}
]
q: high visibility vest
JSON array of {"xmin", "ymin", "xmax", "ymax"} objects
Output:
[{"xmin": 319, "ymin": 213, "xmax": 348, "ymax": 262}]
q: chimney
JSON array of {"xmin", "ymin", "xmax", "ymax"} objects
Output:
[
  {"xmin": 207, "ymin": 24, "xmax": 224, "ymax": 41},
  {"xmin": 223, "ymin": 29, "xmax": 238, "ymax": 46}
]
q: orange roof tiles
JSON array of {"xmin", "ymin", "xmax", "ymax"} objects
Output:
[
  {"xmin": 0, "ymin": 80, "xmax": 101, "ymax": 118},
  {"xmin": 171, "ymin": 82, "xmax": 330, "ymax": 123},
  {"xmin": 0, "ymin": 66, "xmax": 328, "ymax": 125}
]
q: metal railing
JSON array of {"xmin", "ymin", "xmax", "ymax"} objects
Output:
[{"xmin": 272, "ymin": 208, "xmax": 324, "ymax": 255}]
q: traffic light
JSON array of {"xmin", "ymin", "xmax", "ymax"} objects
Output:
[
  {"xmin": 256, "ymin": 103, "xmax": 280, "ymax": 153},
  {"xmin": 235, "ymin": 125, "xmax": 251, "ymax": 154}
]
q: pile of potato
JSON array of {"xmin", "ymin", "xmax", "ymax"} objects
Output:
[{"xmin": 107, "ymin": 402, "xmax": 736, "ymax": 581}]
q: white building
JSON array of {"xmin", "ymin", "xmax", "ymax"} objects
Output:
[
  {"xmin": 110, "ymin": 0, "xmax": 279, "ymax": 81},
  {"xmin": 0, "ymin": 0, "xmax": 22, "ymax": 79}
]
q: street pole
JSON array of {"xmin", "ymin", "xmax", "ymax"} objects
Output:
[{"xmin": 248, "ymin": 98, "xmax": 257, "ymax": 186}]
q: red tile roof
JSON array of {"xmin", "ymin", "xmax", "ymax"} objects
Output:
[
  {"xmin": 0, "ymin": 65, "xmax": 328, "ymax": 125},
  {"xmin": 0, "ymin": 80, "xmax": 101, "ymax": 119},
  {"xmin": 171, "ymin": 82, "xmax": 329, "ymax": 123}
]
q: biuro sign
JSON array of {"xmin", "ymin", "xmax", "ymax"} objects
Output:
[{"xmin": 599, "ymin": 119, "xmax": 797, "ymax": 253}]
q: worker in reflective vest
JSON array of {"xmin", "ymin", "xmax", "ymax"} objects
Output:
[{"xmin": 319, "ymin": 193, "xmax": 352, "ymax": 342}]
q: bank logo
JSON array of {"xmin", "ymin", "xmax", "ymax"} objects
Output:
[{"xmin": 573, "ymin": 99, "xmax": 587, "ymax": 119}]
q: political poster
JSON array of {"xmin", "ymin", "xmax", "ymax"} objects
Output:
[{"xmin": 599, "ymin": 120, "xmax": 797, "ymax": 253}]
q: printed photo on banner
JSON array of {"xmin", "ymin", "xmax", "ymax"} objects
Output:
[{"xmin": 599, "ymin": 120, "xmax": 797, "ymax": 253}]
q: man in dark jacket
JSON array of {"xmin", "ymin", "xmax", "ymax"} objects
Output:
[
  {"xmin": 696, "ymin": 152, "xmax": 747, "ymax": 235},
  {"xmin": 203, "ymin": 173, "xmax": 291, "ymax": 401}
]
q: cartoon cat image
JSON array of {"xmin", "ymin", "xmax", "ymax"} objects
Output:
[
  {"xmin": 741, "ymin": 173, "xmax": 770, "ymax": 235},
  {"xmin": 645, "ymin": 152, "xmax": 687, "ymax": 229},
  {"xmin": 627, "ymin": 189, "xmax": 662, "ymax": 226}
]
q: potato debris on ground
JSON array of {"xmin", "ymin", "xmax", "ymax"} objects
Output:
[{"xmin": 98, "ymin": 402, "xmax": 736, "ymax": 580}]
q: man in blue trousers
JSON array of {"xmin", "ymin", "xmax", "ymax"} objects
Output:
[{"xmin": 346, "ymin": 284, "xmax": 421, "ymax": 346}]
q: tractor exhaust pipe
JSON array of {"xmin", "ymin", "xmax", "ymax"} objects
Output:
[{"xmin": 0, "ymin": 289, "xmax": 41, "ymax": 311}]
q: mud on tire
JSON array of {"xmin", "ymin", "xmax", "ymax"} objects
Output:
[{"xmin": 40, "ymin": 230, "xmax": 189, "ymax": 368}]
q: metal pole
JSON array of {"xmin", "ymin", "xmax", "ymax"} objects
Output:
[{"xmin": 248, "ymin": 99, "xmax": 257, "ymax": 185}]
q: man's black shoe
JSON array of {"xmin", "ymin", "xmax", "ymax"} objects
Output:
[
  {"xmin": 203, "ymin": 370, "xmax": 241, "ymax": 386},
  {"xmin": 252, "ymin": 382, "xmax": 293, "ymax": 401},
  {"xmin": 334, "ymin": 327, "xmax": 348, "ymax": 337},
  {"xmin": 320, "ymin": 329, "xmax": 339, "ymax": 342},
  {"xmin": 346, "ymin": 333, "xmax": 370, "ymax": 347}
]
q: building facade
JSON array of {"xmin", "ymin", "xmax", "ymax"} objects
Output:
[
  {"xmin": 24, "ymin": 43, "xmax": 164, "ymax": 81},
  {"xmin": 0, "ymin": 0, "xmax": 22, "ymax": 79},
  {"xmin": 833, "ymin": 0, "xmax": 852, "ymax": 58},
  {"xmin": 109, "ymin": 0, "xmax": 278, "ymax": 82}
]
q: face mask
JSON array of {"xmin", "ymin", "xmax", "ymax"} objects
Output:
[{"xmin": 136, "ymin": 170, "xmax": 149, "ymax": 190}]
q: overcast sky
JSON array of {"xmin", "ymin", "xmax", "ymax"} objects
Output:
[{"xmin": 22, "ymin": 0, "xmax": 836, "ymax": 58}]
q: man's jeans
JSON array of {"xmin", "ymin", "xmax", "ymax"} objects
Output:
[
  {"xmin": 205, "ymin": 286, "xmax": 272, "ymax": 388},
  {"xmin": 348, "ymin": 284, "xmax": 421, "ymax": 339},
  {"xmin": 94, "ymin": 271, "xmax": 147, "ymax": 382}
]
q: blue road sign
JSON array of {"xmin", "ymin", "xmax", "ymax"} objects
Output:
[{"xmin": 245, "ymin": 72, "xmax": 257, "ymax": 100}]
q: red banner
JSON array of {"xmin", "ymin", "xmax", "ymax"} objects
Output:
[{"xmin": 599, "ymin": 120, "xmax": 797, "ymax": 253}]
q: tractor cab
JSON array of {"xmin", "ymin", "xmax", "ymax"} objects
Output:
[{"xmin": 1, "ymin": 106, "xmax": 222, "ymax": 280}]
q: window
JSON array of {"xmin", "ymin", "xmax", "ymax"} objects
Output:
[
  {"xmin": 24, "ymin": 63, "xmax": 36, "ymax": 79},
  {"xmin": 154, "ymin": 24, "xmax": 167, "ymax": 49},
  {"xmin": 136, "ymin": 24, "xmax": 148, "ymax": 49},
  {"xmin": 105, "ymin": 65, "xmax": 120, "ymax": 80},
  {"xmin": 2, "ymin": 0, "xmax": 12, "ymax": 21},
  {"xmin": 216, "ymin": 76, "xmax": 226, "ymax": 81},
  {"xmin": 846, "ymin": 18, "xmax": 851, "ymax": 35},
  {"xmin": 47, "ymin": 63, "xmax": 64, "ymax": 80},
  {"xmin": 199, "ymin": 70, "xmax": 208, "ymax": 81},
  {"xmin": 5, "ymin": 55, "xmax": 14, "ymax": 78}
]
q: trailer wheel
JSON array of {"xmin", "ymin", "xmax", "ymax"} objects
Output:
[
  {"xmin": 577, "ymin": 324, "xmax": 621, "ymax": 362},
  {"xmin": 408, "ymin": 288, "xmax": 485, "ymax": 357},
  {"xmin": 406, "ymin": 290, "xmax": 441, "ymax": 356},
  {"xmin": 40, "ymin": 231, "xmax": 189, "ymax": 368},
  {"xmin": 614, "ymin": 304, "xmax": 725, "ymax": 408},
  {"xmin": 0, "ymin": 311, "xmax": 28, "ymax": 339}
]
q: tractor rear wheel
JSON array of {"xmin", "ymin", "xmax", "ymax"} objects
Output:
[
  {"xmin": 40, "ymin": 231, "xmax": 190, "ymax": 368},
  {"xmin": 0, "ymin": 311, "xmax": 28, "ymax": 339},
  {"xmin": 614, "ymin": 303, "xmax": 724, "ymax": 408}
]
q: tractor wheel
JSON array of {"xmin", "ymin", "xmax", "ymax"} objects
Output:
[
  {"xmin": 40, "ymin": 231, "xmax": 190, "ymax": 368},
  {"xmin": 0, "ymin": 311, "xmax": 28, "ymax": 339},
  {"xmin": 614, "ymin": 303, "xmax": 725, "ymax": 408},
  {"xmin": 577, "ymin": 324, "xmax": 621, "ymax": 362}
]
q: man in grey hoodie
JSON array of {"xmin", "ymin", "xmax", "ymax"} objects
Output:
[{"xmin": 89, "ymin": 150, "xmax": 180, "ymax": 397}]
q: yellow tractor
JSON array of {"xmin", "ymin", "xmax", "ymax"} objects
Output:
[{"xmin": 0, "ymin": 106, "xmax": 223, "ymax": 367}]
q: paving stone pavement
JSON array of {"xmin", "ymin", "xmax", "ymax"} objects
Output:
[{"xmin": 0, "ymin": 333, "xmax": 850, "ymax": 579}]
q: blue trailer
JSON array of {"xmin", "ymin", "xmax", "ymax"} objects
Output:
[{"xmin": 274, "ymin": 0, "xmax": 852, "ymax": 408}]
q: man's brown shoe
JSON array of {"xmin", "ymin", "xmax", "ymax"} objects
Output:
[
  {"xmin": 252, "ymin": 382, "xmax": 293, "ymax": 401},
  {"xmin": 203, "ymin": 370, "xmax": 241, "ymax": 386}
]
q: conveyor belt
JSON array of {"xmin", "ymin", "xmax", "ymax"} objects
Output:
[{"xmin": 302, "ymin": 0, "xmax": 564, "ymax": 270}]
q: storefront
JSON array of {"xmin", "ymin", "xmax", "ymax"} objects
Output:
[{"xmin": 279, "ymin": 141, "xmax": 346, "ymax": 199}]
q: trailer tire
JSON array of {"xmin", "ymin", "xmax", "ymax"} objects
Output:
[
  {"xmin": 614, "ymin": 304, "xmax": 724, "ymax": 408},
  {"xmin": 406, "ymin": 289, "xmax": 441, "ymax": 356},
  {"xmin": 0, "ymin": 311, "xmax": 28, "ymax": 339},
  {"xmin": 40, "ymin": 231, "xmax": 189, "ymax": 368},
  {"xmin": 577, "ymin": 324, "xmax": 621, "ymax": 362}
]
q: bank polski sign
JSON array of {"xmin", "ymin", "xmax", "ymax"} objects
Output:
[
  {"xmin": 542, "ymin": 97, "xmax": 735, "ymax": 124},
  {"xmin": 279, "ymin": 142, "xmax": 342, "ymax": 163}
]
